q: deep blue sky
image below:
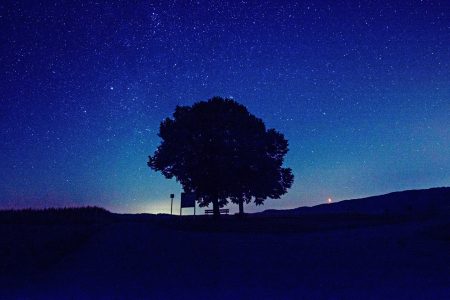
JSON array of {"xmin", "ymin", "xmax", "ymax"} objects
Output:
[{"xmin": 1, "ymin": 1, "xmax": 449, "ymax": 213}]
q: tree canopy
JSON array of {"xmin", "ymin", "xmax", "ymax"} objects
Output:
[{"xmin": 148, "ymin": 97, "xmax": 293, "ymax": 216}]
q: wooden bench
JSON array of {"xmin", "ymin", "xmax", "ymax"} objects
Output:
[{"xmin": 205, "ymin": 209, "xmax": 229, "ymax": 215}]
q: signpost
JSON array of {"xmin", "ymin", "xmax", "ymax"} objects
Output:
[
  {"xmin": 170, "ymin": 194, "xmax": 174, "ymax": 215},
  {"xmin": 180, "ymin": 192, "xmax": 196, "ymax": 216}
]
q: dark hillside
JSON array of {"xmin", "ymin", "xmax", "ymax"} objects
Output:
[{"xmin": 262, "ymin": 187, "xmax": 450, "ymax": 216}]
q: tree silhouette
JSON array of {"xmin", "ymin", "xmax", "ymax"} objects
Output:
[
  {"xmin": 148, "ymin": 97, "xmax": 293, "ymax": 216},
  {"xmin": 229, "ymin": 128, "xmax": 294, "ymax": 214}
]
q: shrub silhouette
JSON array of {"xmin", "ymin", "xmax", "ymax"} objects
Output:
[
  {"xmin": 148, "ymin": 97, "xmax": 293, "ymax": 216},
  {"xmin": 0, "ymin": 206, "xmax": 111, "ymax": 224}
]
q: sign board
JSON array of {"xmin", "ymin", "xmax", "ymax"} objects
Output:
[{"xmin": 181, "ymin": 192, "xmax": 196, "ymax": 208}]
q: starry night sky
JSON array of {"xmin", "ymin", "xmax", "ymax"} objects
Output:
[{"xmin": 1, "ymin": 1, "xmax": 449, "ymax": 213}]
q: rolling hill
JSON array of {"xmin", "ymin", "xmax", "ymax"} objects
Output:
[{"xmin": 261, "ymin": 187, "xmax": 450, "ymax": 216}]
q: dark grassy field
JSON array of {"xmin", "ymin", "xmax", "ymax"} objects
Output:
[
  {"xmin": 0, "ymin": 208, "xmax": 113, "ymax": 291},
  {"xmin": 1, "ymin": 200, "xmax": 449, "ymax": 299}
]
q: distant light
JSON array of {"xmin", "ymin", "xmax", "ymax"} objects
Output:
[{"xmin": 328, "ymin": 198, "xmax": 332, "ymax": 204}]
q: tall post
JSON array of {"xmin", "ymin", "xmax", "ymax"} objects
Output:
[{"xmin": 170, "ymin": 194, "xmax": 174, "ymax": 215}]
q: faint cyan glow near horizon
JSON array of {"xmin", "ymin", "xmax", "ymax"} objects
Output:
[{"xmin": 328, "ymin": 198, "xmax": 332, "ymax": 204}]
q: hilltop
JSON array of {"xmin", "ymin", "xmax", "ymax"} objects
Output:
[{"xmin": 1, "ymin": 188, "xmax": 449, "ymax": 299}]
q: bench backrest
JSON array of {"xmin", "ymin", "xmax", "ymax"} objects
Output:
[{"xmin": 204, "ymin": 209, "xmax": 229, "ymax": 214}]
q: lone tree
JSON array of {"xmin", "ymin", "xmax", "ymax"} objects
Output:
[{"xmin": 148, "ymin": 97, "xmax": 293, "ymax": 216}]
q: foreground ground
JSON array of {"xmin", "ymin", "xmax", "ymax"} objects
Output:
[{"xmin": 1, "ymin": 211, "xmax": 449, "ymax": 299}]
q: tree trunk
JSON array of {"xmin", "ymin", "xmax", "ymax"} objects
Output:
[
  {"xmin": 212, "ymin": 194, "xmax": 220, "ymax": 218},
  {"xmin": 238, "ymin": 200, "xmax": 244, "ymax": 214}
]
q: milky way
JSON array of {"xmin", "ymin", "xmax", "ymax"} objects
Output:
[{"xmin": 1, "ymin": 1, "xmax": 449, "ymax": 213}]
